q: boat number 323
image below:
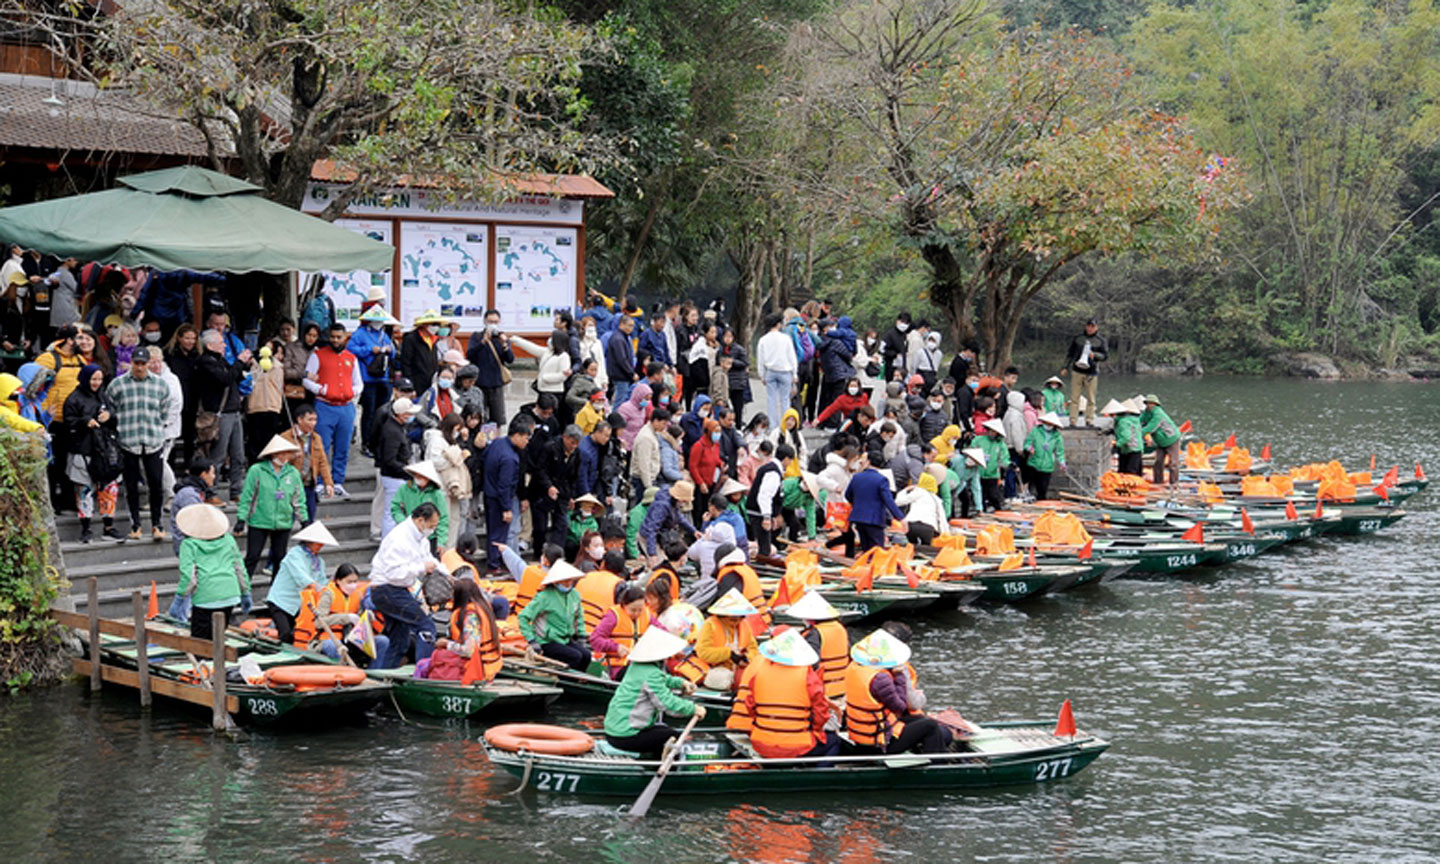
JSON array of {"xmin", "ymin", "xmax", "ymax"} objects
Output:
[
  {"xmin": 1035, "ymin": 758, "xmax": 1073, "ymax": 781},
  {"xmin": 535, "ymin": 771, "xmax": 580, "ymax": 792}
]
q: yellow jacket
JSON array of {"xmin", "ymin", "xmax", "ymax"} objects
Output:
[{"xmin": 695, "ymin": 615, "xmax": 758, "ymax": 668}]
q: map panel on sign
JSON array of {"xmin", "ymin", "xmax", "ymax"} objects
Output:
[
  {"xmin": 493, "ymin": 225, "xmax": 578, "ymax": 332},
  {"xmin": 397, "ymin": 221, "xmax": 490, "ymax": 332},
  {"xmin": 312, "ymin": 219, "xmax": 393, "ymax": 324}
]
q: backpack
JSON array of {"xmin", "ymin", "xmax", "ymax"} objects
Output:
[
  {"xmin": 87, "ymin": 424, "xmax": 125, "ymax": 487},
  {"xmin": 300, "ymin": 291, "xmax": 336, "ymax": 332}
]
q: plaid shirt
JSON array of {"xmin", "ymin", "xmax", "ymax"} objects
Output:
[{"xmin": 106, "ymin": 372, "xmax": 172, "ymax": 455}]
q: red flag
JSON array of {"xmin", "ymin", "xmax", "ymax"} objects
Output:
[
  {"xmin": 1260, "ymin": 444, "xmax": 1272, "ymax": 461},
  {"xmin": 1418, "ymin": 462, "xmax": 1427, "ymax": 481},
  {"xmin": 1077, "ymin": 538, "xmax": 1093, "ymax": 560},
  {"xmin": 1240, "ymin": 508, "xmax": 1255, "ymax": 535},
  {"xmin": 855, "ymin": 568, "xmax": 874, "ymax": 593},
  {"xmin": 1054, "ymin": 699, "xmax": 1076, "ymax": 737},
  {"xmin": 1313, "ymin": 500, "xmax": 1324, "ymax": 519},
  {"xmin": 1383, "ymin": 466, "xmax": 1399, "ymax": 487},
  {"xmin": 1224, "ymin": 433, "xmax": 1237, "ymax": 448},
  {"xmin": 773, "ymin": 576, "xmax": 792, "ymax": 609},
  {"xmin": 1285, "ymin": 501, "xmax": 1298, "ymax": 521},
  {"xmin": 900, "ymin": 561, "xmax": 920, "ymax": 589},
  {"xmin": 1369, "ymin": 453, "xmax": 1377, "ymax": 472},
  {"xmin": 1026, "ymin": 546, "xmax": 1036, "ymax": 568},
  {"xmin": 1373, "ymin": 484, "xmax": 1389, "ymax": 501},
  {"xmin": 1180, "ymin": 522, "xmax": 1204, "ymax": 543},
  {"xmin": 1178, "ymin": 420, "xmax": 1193, "ymax": 435}
]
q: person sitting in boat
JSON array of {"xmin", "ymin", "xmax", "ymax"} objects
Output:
[
  {"xmin": 518, "ymin": 560, "xmax": 590, "ymax": 671},
  {"xmin": 712, "ymin": 542, "xmax": 772, "ymax": 628},
  {"xmin": 174, "ymin": 503, "xmax": 248, "ymax": 641},
  {"xmin": 645, "ymin": 575, "xmax": 675, "ymax": 621},
  {"xmin": 895, "ymin": 472, "xmax": 949, "ymax": 548},
  {"xmin": 686, "ymin": 519, "xmax": 735, "ymax": 583},
  {"xmin": 498, "ymin": 541, "xmax": 563, "ymax": 615},
  {"xmin": 577, "ymin": 552, "xmax": 627, "ymax": 633},
  {"xmin": 443, "ymin": 533, "xmax": 511, "ymax": 620},
  {"xmin": 300, "ymin": 563, "xmax": 390, "ymax": 665},
  {"xmin": 566, "ymin": 493, "xmax": 604, "ymax": 546},
  {"xmin": 390, "ymin": 460, "xmax": 449, "ymax": 552},
  {"xmin": 844, "ymin": 629, "xmax": 951, "ymax": 754},
  {"xmin": 694, "ymin": 587, "xmax": 760, "ymax": 691},
  {"xmin": 429, "ymin": 578, "xmax": 505, "ymax": 685},
  {"xmin": 590, "ymin": 584, "xmax": 657, "ymax": 679},
  {"xmin": 575, "ymin": 529, "xmax": 605, "ymax": 573},
  {"xmin": 646, "ymin": 538, "xmax": 687, "ymax": 605},
  {"xmin": 789, "ymin": 590, "xmax": 849, "ymax": 701},
  {"xmin": 728, "ymin": 627, "xmax": 838, "ymax": 760},
  {"xmin": 602, "ymin": 627, "xmax": 705, "ymax": 759},
  {"xmin": 266, "ymin": 520, "xmax": 340, "ymax": 645}
]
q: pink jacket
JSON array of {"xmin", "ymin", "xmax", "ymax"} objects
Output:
[{"xmin": 617, "ymin": 382, "xmax": 652, "ymax": 449}]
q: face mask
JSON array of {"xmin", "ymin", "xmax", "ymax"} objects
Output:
[
  {"xmin": 556, "ymin": 584, "xmax": 573, "ymax": 593},
  {"xmin": 585, "ymin": 328, "xmax": 596, "ymax": 338},
  {"xmin": 660, "ymin": 396, "xmax": 670, "ymax": 405},
  {"xmin": 438, "ymin": 379, "xmax": 452, "ymax": 390},
  {"xmin": 930, "ymin": 400, "xmax": 943, "ymax": 411},
  {"xmin": 711, "ymin": 432, "xmax": 722, "ymax": 442},
  {"xmin": 143, "ymin": 332, "xmax": 161, "ymax": 343},
  {"xmin": 848, "ymin": 386, "xmax": 860, "ymax": 396},
  {"xmin": 969, "ymin": 381, "xmax": 979, "ymax": 391},
  {"xmin": 640, "ymin": 400, "xmax": 650, "ymax": 410},
  {"xmin": 486, "ymin": 324, "xmax": 498, "ymax": 335},
  {"xmin": 107, "ymin": 328, "xmax": 119, "ymax": 341},
  {"xmin": 848, "ymin": 461, "xmax": 860, "ymax": 471},
  {"xmin": 437, "ymin": 326, "xmax": 451, "ymax": 337},
  {"xmin": 339, "ymin": 581, "xmax": 358, "ymax": 596},
  {"xmin": 589, "ymin": 546, "xmax": 604, "ymax": 560},
  {"xmin": 896, "ymin": 322, "xmax": 909, "ymax": 332}
]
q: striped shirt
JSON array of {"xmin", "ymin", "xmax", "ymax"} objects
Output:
[{"xmin": 106, "ymin": 373, "xmax": 171, "ymax": 454}]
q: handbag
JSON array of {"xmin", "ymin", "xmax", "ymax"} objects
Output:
[
  {"xmin": 485, "ymin": 337, "xmax": 512, "ymax": 385},
  {"xmin": 195, "ymin": 385, "xmax": 229, "ymax": 444}
]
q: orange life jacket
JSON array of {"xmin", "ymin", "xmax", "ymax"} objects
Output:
[
  {"xmin": 670, "ymin": 650, "xmax": 710, "ymax": 684},
  {"xmin": 293, "ymin": 580, "xmax": 373, "ymax": 647},
  {"xmin": 577, "ymin": 570, "xmax": 624, "ymax": 633},
  {"xmin": 649, "ymin": 565, "xmax": 681, "ymax": 602},
  {"xmin": 513, "ymin": 564, "xmax": 547, "ymax": 614},
  {"xmin": 449, "ymin": 602, "xmax": 504, "ymax": 685},
  {"xmin": 807, "ymin": 620, "xmax": 850, "ymax": 700},
  {"xmin": 844, "ymin": 664, "xmax": 902, "ymax": 748},
  {"xmin": 599, "ymin": 607, "xmax": 654, "ymax": 670},
  {"xmin": 747, "ymin": 658, "xmax": 818, "ymax": 753},
  {"xmin": 716, "ymin": 562, "xmax": 772, "ymax": 627},
  {"xmin": 312, "ymin": 346, "xmax": 357, "ymax": 404}
]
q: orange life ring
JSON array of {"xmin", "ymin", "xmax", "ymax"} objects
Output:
[
  {"xmin": 263, "ymin": 664, "xmax": 367, "ymax": 692},
  {"xmin": 485, "ymin": 723, "xmax": 594, "ymax": 756},
  {"xmin": 238, "ymin": 618, "xmax": 279, "ymax": 640}
]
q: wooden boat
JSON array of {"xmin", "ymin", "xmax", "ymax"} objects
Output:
[
  {"xmin": 366, "ymin": 668, "xmax": 563, "ymax": 719},
  {"xmin": 496, "ymin": 658, "xmax": 734, "ymax": 718},
  {"xmin": 484, "ymin": 720, "xmax": 1109, "ymax": 797}
]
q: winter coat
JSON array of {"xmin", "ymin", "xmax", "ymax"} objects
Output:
[
  {"xmin": 1141, "ymin": 406, "xmax": 1180, "ymax": 448},
  {"xmin": 975, "ymin": 434, "xmax": 1010, "ymax": 480},
  {"xmin": 1024, "ymin": 425, "xmax": 1066, "ymax": 473},
  {"xmin": 238, "ymin": 460, "xmax": 306, "ymax": 530},
  {"xmin": 465, "ymin": 331, "xmax": 514, "ymax": 389},
  {"xmin": 604, "ymin": 327, "xmax": 636, "ymax": 385},
  {"xmin": 1002, "ymin": 391, "xmax": 1029, "ymax": 450},
  {"xmin": 603, "ymin": 661, "xmax": 695, "ymax": 738},
  {"xmin": 537, "ymin": 348, "xmax": 571, "ymax": 396},
  {"xmin": 177, "ymin": 534, "xmax": 248, "ymax": 608},
  {"xmin": 845, "ymin": 468, "xmax": 904, "ymax": 527},
  {"xmin": 578, "ymin": 331, "xmax": 608, "ymax": 391},
  {"xmin": 722, "ymin": 343, "xmax": 751, "ymax": 395},
  {"xmin": 817, "ymin": 451, "xmax": 852, "ymax": 499},
  {"xmin": 819, "ymin": 327, "xmax": 856, "ymax": 383},
  {"xmin": 657, "ymin": 431, "xmax": 684, "ymax": 486},
  {"xmin": 481, "ymin": 436, "xmax": 523, "ymax": 502},
  {"xmin": 617, "ymin": 382, "xmax": 652, "ymax": 449},
  {"xmin": 1114, "ymin": 415, "xmax": 1144, "ymax": 454},
  {"xmin": 680, "ymin": 394, "xmax": 712, "ymax": 455},
  {"xmin": 424, "ymin": 428, "xmax": 473, "ymax": 500},
  {"xmin": 390, "ymin": 480, "xmax": 449, "ymax": 543},
  {"xmin": 896, "ymin": 486, "xmax": 948, "ymax": 534},
  {"xmin": 399, "ymin": 329, "xmax": 440, "ymax": 389},
  {"xmin": 347, "ymin": 322, "xmax": 393, "ymax": 383},
  {"xmin": 631, "ymin": 424, "xmax": 662, "ymax": 489},
  {"xmin": 689, "ymin": 436, "xmax": 724, "ymax": 491}
]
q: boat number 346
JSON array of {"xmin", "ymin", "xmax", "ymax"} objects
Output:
[{"xmin": 1034, "ymin": 758, "xmax": 1074, "ymax": 781}]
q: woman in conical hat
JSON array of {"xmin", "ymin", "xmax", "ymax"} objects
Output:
[
  {"xmin": 517, "ymin": 561, "xmax": 591, "ymax": 671},
  {"xmin": 601, "ymin": 626, "xmax": 705, "ymax": 759},
  {"xmin": 694, "ymin": 587, "xmax": 759, "ymax": 691},
  {"xmin": 265, "ymin": 519, "xmax": 340, "ymax": 644},
  {"xmin": 239, "ymin": 434, "xmax": 307, "ymax": 583},
  {"xmin": 175, "ymin": 503, "xmax": 248, "ymax": 641},
  {"xmin": 843, "ymin": 628, "xmax": 952, "ymax": 755}
]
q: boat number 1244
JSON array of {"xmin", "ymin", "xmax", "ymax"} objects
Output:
[
  {"xmin": 534, "ymin": 771, "xmax": 580, "ymax": 792},
  {"xmin": 1035, "ymin": 758, "xmax": 1073, "ymax": 781}
]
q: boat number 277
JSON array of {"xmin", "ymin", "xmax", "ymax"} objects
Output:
[
  {"xmin": 1034, "ymin": 758, "xmax": 1073, "ymax": 781},
  {"xmin": 534, "ymin": 771, "xmax": 580, "ymax": 792}
]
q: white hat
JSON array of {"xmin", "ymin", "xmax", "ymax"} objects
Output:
[
  {"xmin": 291, "ymin": 521, "xmax": 338, "ymax": 547},
  {"xmin": 1038, "ymin": 411, "xmax": 1063, "ymax": 427},
  {"xmin": 628, "ymin": 627, "xmax": 689, "ymax": 664},
  {"xmin": 404, "ymin": 460, "xmax": 442, "ymax": 486},
  {"xmin": 175, "ymin": 503, "xmax": 229, "ymax": 540},
  {"xmin": 365, "ymin": 285, "xmax": 387, "ymax": 302},
  {"xmin": 849, "ymin": 628, "xmax": 912, "ymax": 669},
  {"xmin": 961, "ymin": 447, "xmax": 987, "ymax": 468},
  {"xmin": 258, "ymin": 435, "xmax": 301, "ymax": 458},
  {"xmin": 800, "ymin": 471, "xmax": 822, "ymax": 502},
  {"xmin": 540, "ymin": 560, "xmax": 586, "ymax": 587},
  {"xmin": 358, "ymin": 305, "xmax": 399, "ymax": 325},
  {"xmin": 573, "ymin": 493, "xmax": 603, "ymax": 509},
  {"xmin": 442, "ymin": 349, "xmax": 465, "ymax": 367},
  {"xmin": 391, "ymin": 397, "xmax": 421, "ymax": 416},
  {"xmin": 785, "ymin": 590, "xmax": 839, "ymax": 622},
  {"xmin": 1044, "ymin": 375, "xmax": 1063, "ymax": 386},
  {"xmin": 758, "ymin": 628, "xmax": 820, "ymax": 667},
  {"xmin": 1125, "ymin": 397, "xmax": 1147, "ymax": 413},
  {"xmin": 1100, "ymin": 398, "xmax": 1136, "ymax": 415},
  {"xmin": 983, "ymin": 418, "xmax": 1006, "ymax": 435},
  {"xmin": 718, "ymin": 478, "xmax": 749, "ymax": 498},
  {"xmin": 708, "ymin": 587, "xmax": 757, "ymax": 617},
  {"xmin": 717, "ymin": 546, "xmax": 747, "ymax": 569}
]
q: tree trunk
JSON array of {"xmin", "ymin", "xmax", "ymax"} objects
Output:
[{"xmin": 921, "ymin": 241, "xmax": 977, "ymax": 352}]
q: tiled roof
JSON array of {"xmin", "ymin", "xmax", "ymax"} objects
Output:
[
  {"xmin": 311, "ymin": 158, "xmax": 615, "ymax": 200},
  {"xmin": 0, "ymin": 73, "xmax": 216, "ymax": 158}
]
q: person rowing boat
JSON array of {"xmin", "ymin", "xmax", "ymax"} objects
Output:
[{"xmin": 602, "ymin": 627, "xmax": 706, "ymax": 759}]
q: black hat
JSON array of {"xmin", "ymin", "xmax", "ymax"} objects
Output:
[
  {"xmin": 393, "ymin": 376, "xmax": 416, "ymax": 392},
  {"xmin": 905, "ymin": 395, "xmax": 926, "ymax": 415},
  {"xmin": 1086, "ymin": 317, "xmax": 1097, "ymax": 326}
]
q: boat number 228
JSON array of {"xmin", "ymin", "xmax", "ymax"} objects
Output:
[
  {"xmin": 1035, "ymin": 758, "xmax": 1073, "ymax": 781},
  {"xmin": 534, "ymin": 771, "xmax": 580, "ymax": 792}
]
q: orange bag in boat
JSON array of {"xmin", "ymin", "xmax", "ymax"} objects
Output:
[
  {"xmin": 1318, "ymin": 477, "xmax": 1357, "ymax": 502},
  {"xmin": 1184, "ymin": 442, "xmax": 1212, "ymax": 470},
  {"xmin": 1031, "ymin": 512, "xmax": 1092, "ymax": 547},
  {"xmin": 1240, "ymin": 476, "xmax": 1279, "ymax": 497},
  {"xmin": 931, "ymin": 543, "xmax": 972, "ymax": 571},
  {"xmin": 934, "ymin": 534, "xmax": 968, "ymax": 552},
  {"xmin": 1348, "ymin": 472, "xmax": 1372, "ymax": 486},
  {"xmin": 1224, "ymin": 448, "xmax": 1252, "ymax": 473},
  {"xmin": 975, "ymin": 525, "xmax": 1016, "ymax": 556},
  {"xmin": 1198, "ymin": 482, "xmax": 1225, "ymax": 504},
  {"xmin": 1268, "ymin": 475, "xmax": 1295, "ymax": 496},
  {"xmin": 996, "ymin": 553, "xmax": 1023, "ymax": 572}
]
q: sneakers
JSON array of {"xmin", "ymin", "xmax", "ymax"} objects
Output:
[
  {"xmin": 79, "ymin": 527, "xmax": 93, "ymax": 545},
  {"xmin": 127, "ymin": 526, "xmax": 142, "ymax": 541},
  {"xmin": 152, "ymin": 526, "xmax": 169, "ymax": 542},
  {"xmin": 333, "ymin": 485, "xmax": 351, "ymax": 499},
  {"xmin": 204, "ymin": 495, "xmax": 225, "ymax": 506},
  {"xmin": 103, "ymin": 526, "xmax": 124, "ymax": 542}
]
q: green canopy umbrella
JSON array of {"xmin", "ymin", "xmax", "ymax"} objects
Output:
[{"xmin": 0, "ymin": 165, "xmax": 394, "ymax": 273}]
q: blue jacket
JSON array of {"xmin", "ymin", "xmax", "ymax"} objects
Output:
[
  {"xmin": 833, "ymin": 316, "xmax": 858, "ymax": 354},
  {"xmin": 637, "ymin": 327, "xmax": 671, "ymax": 367},
  {"xmin": 845, "ymin": 468, "xmax": 904, "ymax": 527},
  {"xmin": 707, "ymin": 508, "xmax": 748, "ymax": 550},
  {"xmin": 579, "ymin": 304, "xmax": 614, "ymax": 335},
  {"xmin": 347, "ymin": 321, "xmax": 393, "ymax": 383},
  {"xmin": 820, "ymin": 328, "xmax": 856, "ymax": 382},
  {"xmin": 481, "ymin": 436, "xmax": 522, "ymax": 502},
  {"xmin": 576, "ymin": 434, "xmax": 602, "ymax": 497},
  {"xmin": 680, "ymin": 394, "xmax": 711, "ymax": 456},
  {"xmin": 137, "ymin": 270, "xmax": 221, "ymax": 324},
  {"xmin": 465, "ymin": 332, "xmax": 514, "ymax": 389},
  {"xmin": 605, "ymin": 328, "xmax": 636, "ymax": 384},
  {"xmin": 638, "ymin": 487, "xmax": 697, "ymax": 556}
]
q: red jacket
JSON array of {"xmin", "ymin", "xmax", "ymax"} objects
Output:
[
  {"xmin": 815, "ymin": 392, "xmax": 869, "ymax": 426},
  {"xmin": 689, "ymin": 438, "xmax": 723, "ymax": 491}
]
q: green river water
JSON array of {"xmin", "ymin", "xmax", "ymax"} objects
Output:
[{"xmin": 1, "ymin": 376, "xmax": 1437, "ymax": 863}]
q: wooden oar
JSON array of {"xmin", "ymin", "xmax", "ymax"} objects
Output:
[
  {"xmin": 502, "ymin": 644, "xmax": 570, "ymax": 670},
  {"xmin": 628, "ymin": 710, "xmax": 703, "ymax": 818}
]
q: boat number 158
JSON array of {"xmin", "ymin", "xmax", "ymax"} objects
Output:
[
  {"xmin": 535, "ymin": 771, "xmax": 580, "ymax": 792},
  {"xmin": 1035, "ymin": 758, "xmax": 1073, "ymax": 781}
]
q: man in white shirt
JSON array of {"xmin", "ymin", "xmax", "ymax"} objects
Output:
[
  {"xmin": 756, "ymin": 312, "xmax": 797, "ymax": 429},
  {"xmin": 368, "ymin": 503, "xmax": 449, "ymax": 669}
]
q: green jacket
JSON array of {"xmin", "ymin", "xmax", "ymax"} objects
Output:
[
  {"xmin": 948, "ymin": 456, "xmax": 984, "ymax": 511},
  {"xmin": 177, "ymin": 534, "xmax": 249, "ymax": 607},
  {"xmin": 940, "ymin": 468, "xmax": 960, "ymax": 518},
  {"xmin": 518, "ymin": 585, "xmax": 586, "ymax": 645},
  {"xmin": 976, "ymin": 435, "xmax": 1010, "ymax": 480},
  {"xmin": 603, "ymin": 661, "xmax": 696, "ymax": 737},
  {"xmin": 780, "ymin": 476, "xmax": 818, "ymax": 538},
  {"xmin": 1140, "ymin": 406, "xmax": 1180, "ymax": 448},
  {"xmin": 238, "ymin": 461, "xmax": 306, "ymax": 530},
  {"xmin": 1114, "ymin": 415, "xmax": 1144, "ymax": 454},
  {"xmin": 624, "ymin": 505, "xmax": 647, "ymax": 559},
  {"xmin": 1024, "ymin": 426, "xmax": 1066, "ymax": 473},
  {"xmin": 568, "ymin": 512, "xmax": 599, "ymax": 547},
  {"xmin": 1041, "ymin": 387, "xmax": 1065, "ymax": 415},
  {"xmin": 390, "ymin": 480, "xmax": 448, "ymax": 543}
]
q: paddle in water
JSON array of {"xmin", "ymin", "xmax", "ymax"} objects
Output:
[{"xmin": 628, "ymin": 708, "xmax": 705, "ymax": 818}]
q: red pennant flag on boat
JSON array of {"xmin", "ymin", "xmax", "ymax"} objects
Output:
[
  {"xmin": 1313, "ymin": 500, "xmax": 1324, "ymax": 519},
  {"xmin": 1180, "ymin": 522, "xmax": 1204, "ymax": 544},
  {"xmin": 900, "ymin": 560, "xmax": 920, "ymax": 589},
  {"xmin": 1373, "ymin": 484, "xmax": 1389, "ymax": 501},
  {"xmin": 1383, "ymin": 466, "xmax": 1399, "ymax": 487},
  {"xmin": 855, "ymin": 568, "xmax": 874, "ymax": 593},
  {"xmin": 1285, "ymin": 501, "xmax": 1298, "ymax": 521},
  {"xmin": 1224, "ymin": 433, "xmax": 1237, "ymax": 448},
  {"xmin": 1369, "ymin": 453, "xmax": 1377, "ymax": 472},
  {"xmin": 773, "ymin": 575, "xmax": 792, "ymax": 609},
  {"xmin": 1418, "ymin": 462, "xmax": 1427, "ymax": 481},
  {"xmin": 1054, "ymin": 699, "xmax": 1077, "ymax": 738},
  {"xmin": 1026, "ymin": 546, "xmax": 1036, "ymax": 568},
  {"xmin": 1077, "ymin": 538, "xmax": 1093, "ymax": 560},
  {"xmin": 1178, "ymin": 420, "xmax": 1193, "ymax": 435},
  {"xmin": 1260, "ymin": 443, "xmax": 1272, "ymax": 461},
  {"xmin": 1240, "ymin": 508, "xmax": 1255, "ymax": 535},
  {"xmin": 147, "ymin": 581, "xmax": 159, "ymax": 620}
]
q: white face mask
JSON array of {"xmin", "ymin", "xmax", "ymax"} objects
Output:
[
  {"xmin": 848, "ymin": 386, "xmax": 860, "ymax": 396},
  {"xmin": 929, "ymin": 400, "xmax": 943, "ymax": 411},
  {"xmin": 486, "ymin": 324, "xmax": 498, "ymax": 335},
  {"xmin": 896, "ymin": 322, "xmax": 909, "ymax": 332},
  {"xmin": 143, "ymin": 332, "xmax": 162, "ymax": 343}
]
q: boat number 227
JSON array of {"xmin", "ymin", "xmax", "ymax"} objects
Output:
[
  {"xmin": 534, "ymin": 771, "xmax": 580, "ymax": 792},
  {"xmin": 1034, "ymin": 758, "xmax": 1073, "ymax": 781}
]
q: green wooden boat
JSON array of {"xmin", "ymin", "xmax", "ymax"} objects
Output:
[
  {"xmin": 1325, "ymin": 507, "xmax": 1407, "ymax": 535},
  {"xmin": 811, "ymin": 585, "xmax": 945, "ymax": 619},
  {"xmin": 496, "ymin": 658, "xmax": 734, "ymax": 718},
  {"xmin": 484, "ymin": 720, "xmax": 1108, "ymax": 797},
  {"xmin": 366, "ymin": 668, "xmax": 563, "ymax": 719},
  {"xmin": 960, "ymin": 566, "xmax": 1074, "ymax": 601}
]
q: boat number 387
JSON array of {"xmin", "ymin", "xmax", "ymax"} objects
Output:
[
  {"xmin": 534, "ymin": 771, "xmax": 581, "ymax": 792},
  {"xmin": 440, "ymin": 696, "xmax": 474, "ymax": 714},
  {"xmin": 1034, "ymin": 758, "xmax": 1074, "ymax": 781}
]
